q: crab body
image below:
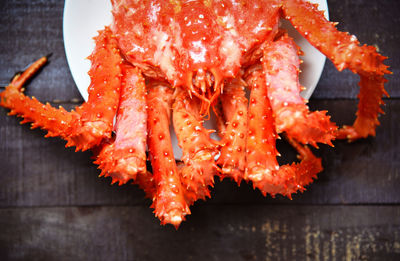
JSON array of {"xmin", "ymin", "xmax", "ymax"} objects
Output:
[
  {"xmin": 112, "ymin": 0, "xmax": 279, "ymax": 87},
  {"xmin": 0, "ymin": 0, "xmax": 390, "ymax": 227}
]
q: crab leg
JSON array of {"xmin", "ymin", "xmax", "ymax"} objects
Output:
[
  {"xmin": 245, "ymin": 69, "xmax": 322, "ymax": 198},
  {"xmin": 146, "ymin": 82, "xmax": 190, "ymax": 227},
  {"xmin": 176, "ymin": 162, "xmax": 210, "ymax": 206},
  {"xmin": 282, "ymin": 0, "xmax": 390, "ymax": 140},
  {"xmin": 262, "ymin": 34, "xmax": 337, "ymax": 147},
  {"xmin": 0, "ymin": 27, "xmax": 122, "ymax": 151},
  {"xmin": 125, "ymin": 162, "xmax": 208, "ymax": 210},
  {"xmin": 213, "ymin": 101, "xmax": 227, "ymax": 138},
  {"xmin": 216, "ymin": 77, "xmax": 248, "ymax": 183},
  {"xmin": 94, "ymin": 65, "xmax": 147, "ymax": 185},
  {"xmin": 172, "ymin": 89, "xmax": 220, "ymax": 204},
  {"xmin": 134, "ymin": 171, "xmax": 156, "ymax": 199},
  {"xmin": 0, "ymin": 56, "xmax": 79, "ymax": 137}
]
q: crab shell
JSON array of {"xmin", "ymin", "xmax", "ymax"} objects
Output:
[{"xmin": 112, "ymin": 0, "xmax": 280, "ymax": 85}]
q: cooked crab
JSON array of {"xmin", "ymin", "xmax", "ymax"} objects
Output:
[{"xmin": 0, "ymin": 0, "xmax": 390, "ymax": 227}]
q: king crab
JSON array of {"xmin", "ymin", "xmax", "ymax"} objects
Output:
[{"xmin": 0, "ymin": 0, "xmax": 390, "ymax": 227}]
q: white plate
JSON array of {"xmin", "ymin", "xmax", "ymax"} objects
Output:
[{"xmin": 63, "ymin": 0, "xmax": 328, "ymax": 158}]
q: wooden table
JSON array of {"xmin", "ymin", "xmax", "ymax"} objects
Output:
[{"xmin": 0, "ymin": 0, "xmax": 399, "ymax": 260}]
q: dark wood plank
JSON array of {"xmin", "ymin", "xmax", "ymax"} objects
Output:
[
  {"xmin": 0, "ymin": 205, "xmax": 399, "ymax": 260},
  {"xmin": 0, "ymin": 0, "xmax": 399, "ymax": 260},
  {"xmin": 0, "ymin": 107, "xmax": 149, "ymax": 207},
  {"xmin": 0, "ymin": 0, "xmax": 80, "ymax": 101},
  {"xmin": 1, "ymin": 99, "xmax": 399, "ymax": 207}
]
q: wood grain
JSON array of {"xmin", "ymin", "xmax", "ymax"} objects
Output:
[
  {"xmin": 0, "ymin": 205, "xmax": 399, "ymax": 261},
  {"xmin": 0, "ymin": 0, "xmax": 399, "ymax": 260}
]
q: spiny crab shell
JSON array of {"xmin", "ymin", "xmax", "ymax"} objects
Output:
[
  {"xmin": 112, "ymin": 0, "xmax": 279, "ymax": 87},
  {"xmin": 0, "ymin": 0, "xmax": 390, "ymax": 227}
]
